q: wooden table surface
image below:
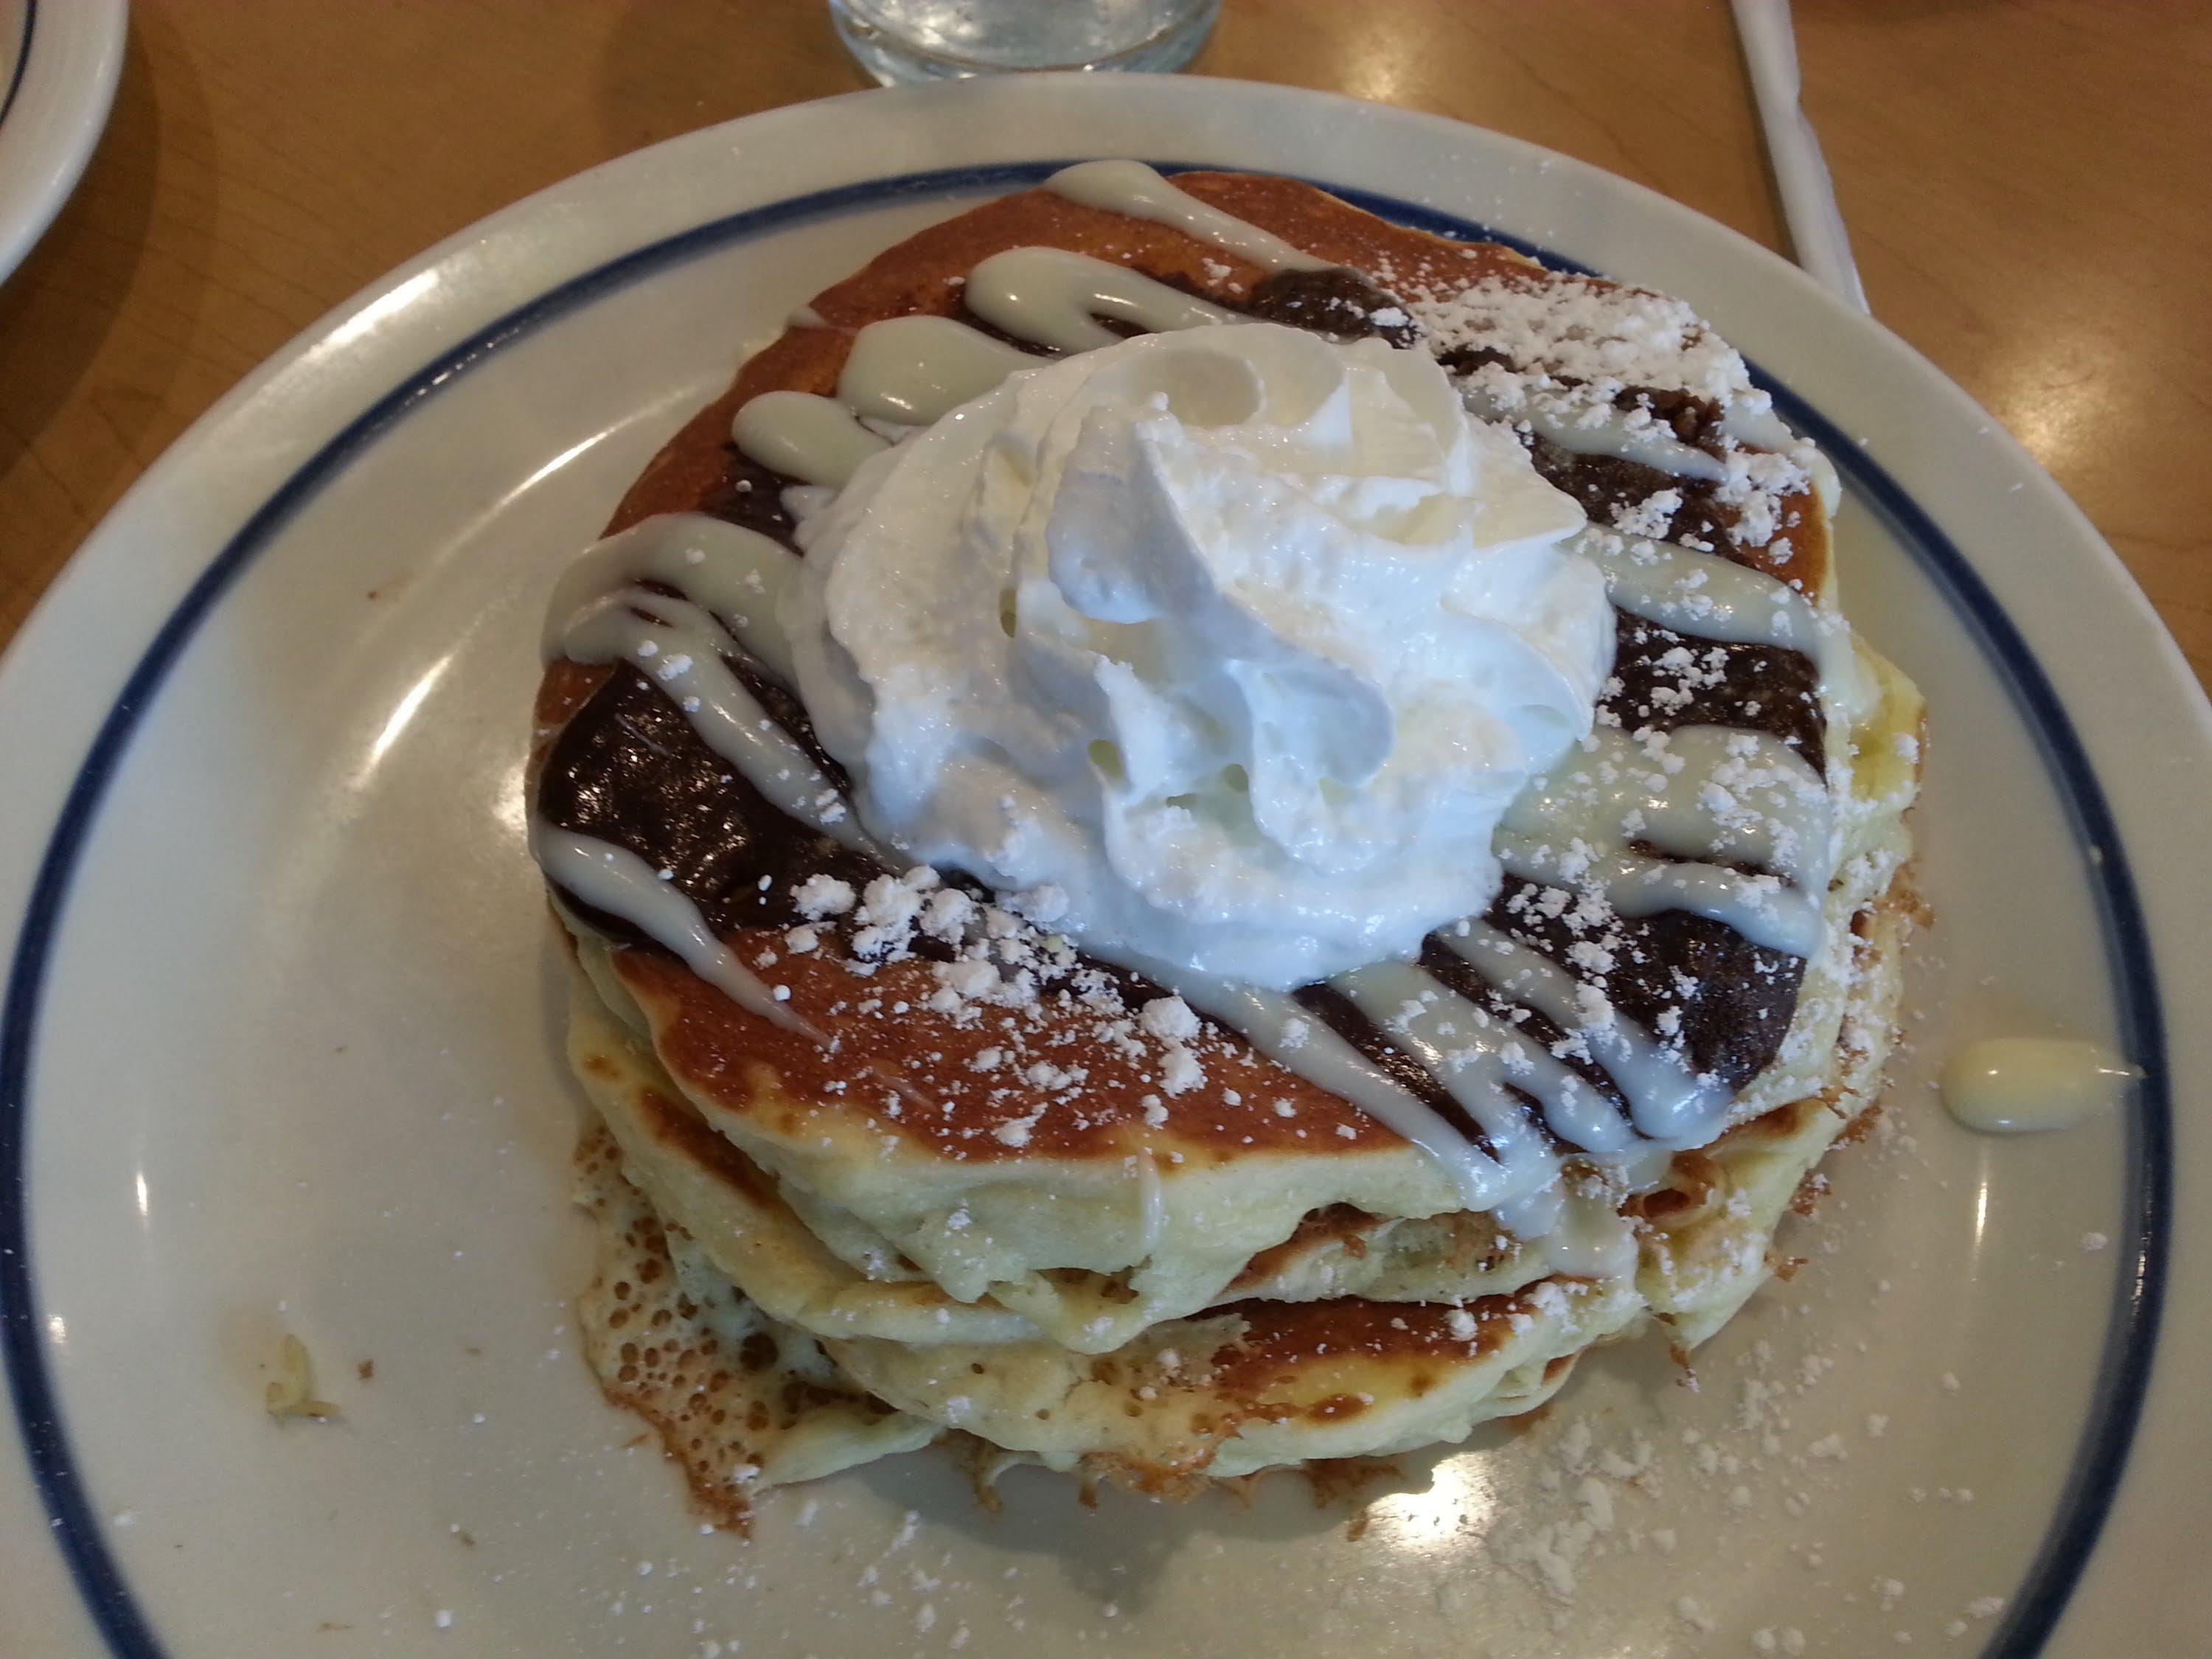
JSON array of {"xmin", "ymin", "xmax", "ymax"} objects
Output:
[{"xmin": 1, "ymin": 0, "xmax": 2207, "ymax": 686}]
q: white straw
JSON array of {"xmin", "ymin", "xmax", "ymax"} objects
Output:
[{"xmin": 1731, "ymin": 0, "xmax": 1869, "ymax": 313}]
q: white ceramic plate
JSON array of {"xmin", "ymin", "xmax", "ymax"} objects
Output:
[
  {"xmin": 2, "ymin": 77, "xmax": 2206, "ymax": 1659},
  {"xmin": 0, "ymin": 0, "xmax": 124, "ymax": 281}
]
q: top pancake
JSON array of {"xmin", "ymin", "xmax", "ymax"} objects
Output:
[{"xmin": 532, "ymin": 169, "xmax": 1916, "ymax": 1349}]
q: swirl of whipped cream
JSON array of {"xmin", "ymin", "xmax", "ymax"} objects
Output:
[{"xmin": 785, "ymin": 322, "xmax": 1611, "ymax": 989}]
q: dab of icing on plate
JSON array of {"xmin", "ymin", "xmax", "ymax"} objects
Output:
[{"xmin": 1938, "ymin": 1037, "xmax": 2137, "ymax": 1133}]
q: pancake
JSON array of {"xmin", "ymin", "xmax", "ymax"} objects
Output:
[
  {"xmin": 529, "ymin": 163, "xmax": 1924, "ymax": 1516},
  {"xmin": 572, "ymin": 1124, "xmax": 936, "ymax": 1526}
]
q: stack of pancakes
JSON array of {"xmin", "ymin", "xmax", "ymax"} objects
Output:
[{"xmin": 529, "ymin": 169, "xmax": 1923, "ymax": 1524}]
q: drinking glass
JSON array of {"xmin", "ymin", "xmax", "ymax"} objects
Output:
[{"xmin": 828, "ymin": 0, "xmax": 1221, "ymax": 85}]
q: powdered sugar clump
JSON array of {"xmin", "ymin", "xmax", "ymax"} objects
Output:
[{"xmin": 1409, "ymin": 272, "xmax": 1750, "ymax": 401}]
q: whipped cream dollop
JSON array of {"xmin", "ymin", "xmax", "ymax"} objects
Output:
[{"xmin": 785, "ymin": 321, "xmax": 1610, "ymax": 989}]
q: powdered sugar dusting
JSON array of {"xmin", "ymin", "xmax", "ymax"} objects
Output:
[{"xmin": 1406, "ymin": 271, "xmax": 1750, "ymax": 403}]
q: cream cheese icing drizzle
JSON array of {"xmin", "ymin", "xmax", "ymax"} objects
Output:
[
  {"xmin": 836, "ymin": 314, "xmax": 1039, "ymax": 425},
  {"xmin": 1333, "ymin": 958, "xmax": 1627, "ymax": 1156},
  {"xmin": 730, "ymin": 392, "xmax": 888, "ymax": 490},
  {"xmin": 1135, "ymin": 963, "xmax": 1513, "ymax": 1210},
  {"xmin": 1458, "ymin": 379, "xmax": 1727, "ymax": 481},
  {"xmin": 1578, "ymin": 529, "xmax": 1861, "ymax": 706},
  {"xmin": 1042, "ymin": 159, "xmax": 1334, "ymax": 275},
  {"xmin": 1438, "ymin": 923, "xmax": 1736, "ymax": 1141},
  {"xmin": 1493, "ymin": 723, "xmax": 1834, "ymax": 959},
  {"xmin": 1503, "ymin": 1181, "xmax": 1640, "ymax": 1279},
  {"xmin": 1723, "ymin": 402, "xmax": 1843, "ymax": 512},
  {"xmin": 535, "ymin": 827, "xmax": 818, "ymax": 1038},
  {"xmin": 540, "ymin": 512, "xmax": 801, "ymax": 677},
  {"xmin": 964, "ymin": 246, "xmax": 1237, "ymax": 352},
  {"xmin": 544, "ymin": 514, "xmax": 880, "ymax": 858}
]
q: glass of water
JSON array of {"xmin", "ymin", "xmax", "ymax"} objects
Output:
[{"xmin": 829, "ymin": 0, "xmax": 1222, "ymax": 85}]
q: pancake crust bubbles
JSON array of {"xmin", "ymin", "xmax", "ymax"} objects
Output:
[{"xmin": 786, "ymin": 321, "xmax": 1610, "ymax": 989}]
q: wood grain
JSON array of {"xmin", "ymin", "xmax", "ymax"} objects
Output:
[{"xmin": 0, "ymin": 0, "xmax": 2205, "ymax": 686}]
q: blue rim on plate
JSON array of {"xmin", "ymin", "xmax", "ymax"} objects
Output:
[{"xmin": 0, "ymin": 161, "xmax": 2168, "ymax": 1659}]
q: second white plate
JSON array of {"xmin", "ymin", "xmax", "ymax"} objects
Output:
[{"xmin": 0, "ymin": 0, "xmax": 124, "ymax": 280}]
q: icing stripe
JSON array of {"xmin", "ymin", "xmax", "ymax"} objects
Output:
[
  {"xmin": 731, "ymin": 391, "xmax": 888, "ymax": 490},
  {"xmin": 836, "ymin": 314, "xmax": 1038, "ymax": 425},
  {"xmin": 535, "ymin": 827, "xmax": 819, "ymax": 1037},
  {"xmin": 965, "ymin": 246, "xmax": 1235, "ymax": 352},
  {"xmin": 1043, "ymin": 159, "xmax": 1333, "ymax": 274}
]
